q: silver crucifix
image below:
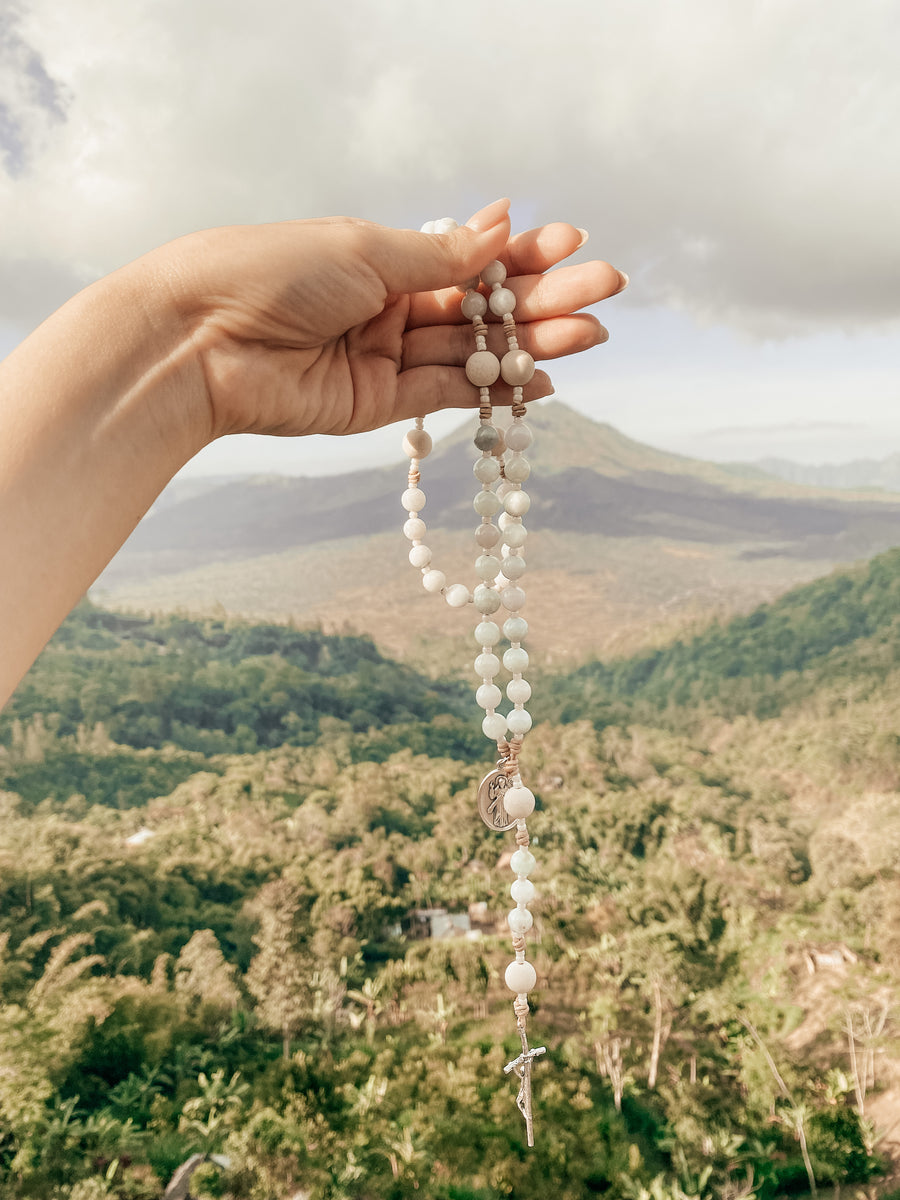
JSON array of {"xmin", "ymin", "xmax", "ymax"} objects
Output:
[{"xmin": 504, "ymin": 1032, "xmax": 546, "ymax": 1147}]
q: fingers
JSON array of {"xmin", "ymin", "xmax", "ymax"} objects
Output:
[
  {"xmin": 354, "ymin": 199, "xmax": 512, "ymax": 298},
  {"xmin": 502, "ymin": 222, "xmax": 588, "ymax": 275},
  {"xmin": 407, "ymin": 258, "xmax": 625, "ymax": 330},
  {"xmin": 396, "ymin": 365, "xmax": 554, "ymax": 423},
  {"xmin": 402, "ymin": 313, "xmax": 608, "ymax": 372}
]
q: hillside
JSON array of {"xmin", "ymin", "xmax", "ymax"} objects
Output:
[
  {"xmin": 554, "ymin": 543, "xmax": 900, "ymax": 724},
  {"xmin": 94, "ymin": 403, "xmax": 900, "ymax": 667},
  {"xmin": 4, "ymin": 565, "xmax": 900, "ymax": 1195}
]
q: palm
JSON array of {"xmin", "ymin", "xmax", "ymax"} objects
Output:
[{"xmin": 182, "ymin": 211, "xmax": 620, "ymax": 441}]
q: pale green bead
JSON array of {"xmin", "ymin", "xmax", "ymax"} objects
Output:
[
  {"xmin": 474, "ymin": 621, "xmax": 501, "ymax": 646},
  {"xmin": 511, "ymin": 848, "xmax": 536, "ymax": 876},
  {"xmin": 474, "ymin": 490, "xmax": 501, "ymax": 517},
  {"xmin": 473, "ymin": 456, "xmax": 501, "ymax": 484},
  {"xmin": 503, "ymin": 646, "xmax": 529, "ymax": 673},
  {"xmin": 503, "ymin": 617, "xmax": 528, "ymax": 641}
]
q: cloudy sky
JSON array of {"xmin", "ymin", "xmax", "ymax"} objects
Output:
[{"xmin": 2, "ymin": 0, "xmax": 898, "ymax": 476}]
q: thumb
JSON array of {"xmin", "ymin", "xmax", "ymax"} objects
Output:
[{"xmin": 360, "ymin": 199, "xmax": 511, "ymax": 296}]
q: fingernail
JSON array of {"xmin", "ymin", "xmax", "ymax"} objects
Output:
[
  {"xmin": 597, "ymin": 326, "xmax": 610, "ymax": 344},
  {"xmin": 576, "ymin": 228, "xmax": 590, "ymax": 249},
  {"xmin": 614, "ymin": 270, "xmax": 629, "ymax": 294},
  {"xmin": 466, "ymin": 198, "xmax": 511, "ymax": 233}
]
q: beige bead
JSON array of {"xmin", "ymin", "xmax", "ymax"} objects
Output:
[
  {"xmin": 481, "ymin": 260, "xmax": 507, "ymax": 286},
  {"xmin": 466, "ymin": 350, "xmax": 500, "ymax": 387},
  {"xmin": 500, "ymin": 350, "xmax": 535, "ymax": 387},
  {"xmin": 403, "ymin": 428, "xmax": 432, "ymax": 459}
]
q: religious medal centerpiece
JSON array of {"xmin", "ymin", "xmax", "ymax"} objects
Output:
[{"xmin": 399, "ymin": 216, "xmax": 545, "ymax": 1146}]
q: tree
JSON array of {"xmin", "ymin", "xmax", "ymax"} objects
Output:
[
  {"xmin": 244, "ymin": 878, "xmax": 312, "ymax": 1059},
  {"xmin": 174, "ymin": 930, "xmax": 241, "ymax": 1013}
]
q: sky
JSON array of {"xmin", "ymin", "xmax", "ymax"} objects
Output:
[{"xmin": 1, "ymin": 0, "xmax": 899, "ymax": 477}]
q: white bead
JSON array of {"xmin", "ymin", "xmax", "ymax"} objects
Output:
[
  {"xmin": 507, "ymin": 678, "xmax": 532, "ymax": 704},
  {"xmin": 501, "ymin": 586, "xmax": 526, "ymax": 611},
  {"xmin": 508, "ymin": 908, "xmax": 534, "ymax": 934},
  {"xmin": 474, "ymin": 490, "xmax": 501, "ymax": 517},
  {"xmin": 500, "ymin": 350, "xmax": 535, "ymax": 387},
  {"xmin": 466, "ymin": 350, "xmax": 500, "ymax": 387},
  {"xmin": 476, "ymin": 683, "xmax": 502, "ymax": 709},
  {"xmin": 473, "ymin": 585, "xmax": 501, "ymax": 614},
  {"xmin": 504, "ymin": 455, "xmax": 531, "ymax": 483},
  {"xmin": 504, "ymin": 490, "xmax": 531, "ymax": 517},
  {"xmin": 404, "ymin": 517, "xmax": 426, "ymax": 540},
  {"xmin": 503, "ymin": 617, "xmax": 528, "ymax": 642},
  {"xmin": 511, "ymin": 878, "xmax": 535, "ymax": 904},
  {"xmin": 511, "ymin": 848, "xmax": 536, "ymax": 876},
  {"xmin": 434, "ymin": 216, "xmax": 458, "ymax": 234},
  {"xmin": 473, "ymin": 455, "xmax": 501, "ymax": 484},
  {"xmin": 504, "ymin": 784, "xmax": 535, "ymax": 817},
  {"xmin": 496, "ymin": 479, "xmax": 513, "ymax": 501},
  {"xmin": 402, "ymin": 428, "xmax": 432, "ymax": 459},
  {"xmin": 475, "ymin": 523, "xmax": 500, "ymax": 549},
  {"xmin": 422, "ymin": 569, "xmax": 446, "ymax": 593},
  {"xmin": 444, "ymin": 583, "xmax": 471, "ymax": 608},
  {"xmin": 505, "ymin": 960, "xmax": 537, "ymax": 994},
  {"xmin": 408, "ymin": 544, "xmax": 432, "ymax": 568},
  {"xmin": 497, "ymin": 511, "xmax": 515, "ymax": 531},
  {"xmin": 500, "ymin": 555, "xmax": 526, "ymax": 579},
  {"xmin": 482, "ymin": 711, "xmax": 508, "ymax": 739},
  {"xmin": 506, "ymin": 708, "xmax": 533, "ymax": 735},
  {"xmin": 489, "ymin": 288, "xmax": 517, "ymax": 317},
  {"xmin": 503, "ymin": 646, "xmax": 529, "ymax": 673},
  {"xmin": 505, "ymin": 421, "xmax": 533, "ymax": 451},
  {"xmin": 474, "ymin": 621, "xmax": 501, "ymax": 646},
  {"xmin": 420, "ymin": 220, "xmax": 436, "ymax": 234},
  {"xmin": 456, "ymin": 277, "xmax": 480, "ymax": 294},
  {"xmin": 501, "ymin": 524, "xmax": 527, "ymax": 549},
  {"xmin": 475, "ymin": 653, "xmax": 500, "ymax": 678},
  {"xmin": 481, "ymin": 260, "xmax": 507, "ymax": 286},
  {"xmin": 475, "ymin": 554, "xmax": 501, "ymax": 582},
  {"xmin": 401, "ymin": 487, "xmax": 426, "ymax": 512},
  {"xmin": 461, "ymin": 291, "xmax": 488, "ymax": 319}
]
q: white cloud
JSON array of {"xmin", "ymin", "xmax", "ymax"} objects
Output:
[{"xmin": 1, "ymin": 0, "xmax": 899, "ymax": 338}]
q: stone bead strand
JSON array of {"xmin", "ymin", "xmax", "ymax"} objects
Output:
[
  {"xmin": 410, "ymin": 222, "xmax": 545, "ymax": 1135},
  {"xmin": 458, "ymin": 263, "xmax": 540, "ymax": 1028},
  {"xmin": 402, "ymin": 414, "xmax": 472, "ymax": 609}
]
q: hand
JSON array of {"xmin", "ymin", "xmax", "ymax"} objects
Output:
[{"xmin": 162, "ymin": 199, "xmax": 625, "ymax": 442}]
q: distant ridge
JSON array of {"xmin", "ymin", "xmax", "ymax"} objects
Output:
[
  {"xmin": 749, "ymin": 451, "xmax": 900, "ymax": 493},
  {"xmin": 94, "ymin": 403, "xmax": 900, "ymax": 665}
]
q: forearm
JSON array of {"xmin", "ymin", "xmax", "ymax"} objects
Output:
[{"xmin": 0, "ymin": 253, "xmax": 208, "ymax": 705}]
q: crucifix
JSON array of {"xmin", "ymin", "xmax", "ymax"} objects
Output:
[{"xmin": 504, "ymin": 1029, "xmax": 546, "ymax": 1147}]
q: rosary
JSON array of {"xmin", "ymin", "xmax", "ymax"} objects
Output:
[{"xmin": 401, "ymin": 216, "xmax": 546, "ymax": 1146}]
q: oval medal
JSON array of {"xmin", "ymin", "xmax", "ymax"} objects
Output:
[{"xmin": 477, "ymin": 767, "xmax": 517, "ymax": 831}]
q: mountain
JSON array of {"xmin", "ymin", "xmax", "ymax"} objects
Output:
[
  {"xmin": 749, "ymin": 451, "xmax": 900, "ymax": 493},
  {"xmin": 93, "ymin": 403, "xmax": 900, "ymax": 666}
]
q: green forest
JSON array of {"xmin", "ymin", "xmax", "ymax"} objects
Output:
[{"xmin": 5, "ymin": 550, "xmax": 900, "ymax": 1198}]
